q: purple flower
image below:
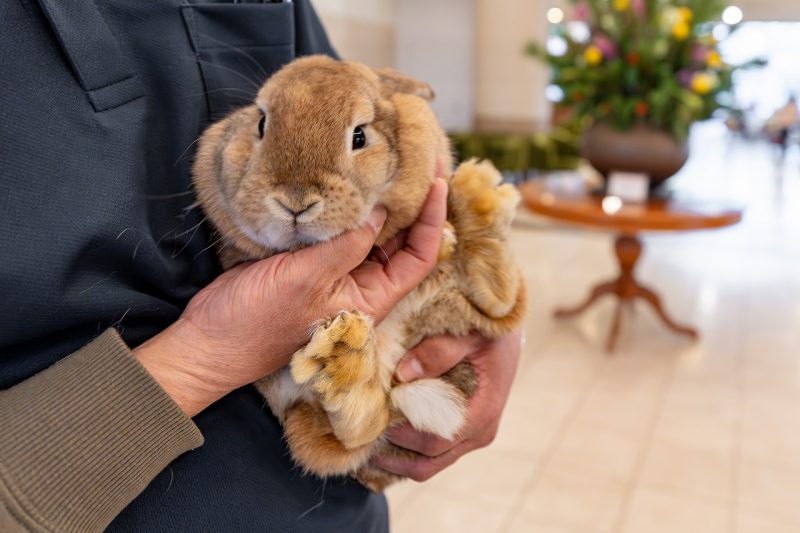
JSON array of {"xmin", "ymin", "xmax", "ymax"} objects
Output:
[
  {"xmin": 677, "ymin": 68, "xmax": 695, "ymax": 87},
  {"xmin": 593, "ymin": 35, "xmax": 619, "ymax": 59},
  {"xmin": 573, "ymin": 2, "xmax": 590, "ymax": 22},
  {"xmin": 632, "ymin": 0, "xmax": 647, "ymax": 17},
  {"xmin": 691, "ymin": 45, "xmax": 708, "ymax": 63}
]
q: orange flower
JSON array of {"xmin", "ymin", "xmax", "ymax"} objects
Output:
[
  {"xmin": 584, "ymin": 46, "xmax": 603, "ymax": 66},
  {"xmin": 672, "ymin": 21, "xmax": 690, "ymax": 40},
  {"xmin": 690, "ymin": 72, "xmax": 718, "ymax": 95},
  {"xmin": 707, "ymin": 51, "xmax": 723, "ymax": 68},
  {"xmin": 635, "ymin": 101, "xmax": 649, "ymax": 117},
  {"xmin": 626, "ymin": 52, "xmax": 641, "ymax": 66}
]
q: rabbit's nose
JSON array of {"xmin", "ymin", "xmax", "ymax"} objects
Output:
[{"xmin": 270, "ymin": 196, "xmax": 323, "ymax": 222}]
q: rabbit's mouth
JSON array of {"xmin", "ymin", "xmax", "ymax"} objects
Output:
[
  {"xmin": 225, "ymin": 192, "xmax": 349, "ymax": 252},
  {"xmin": 238, "ymin": 219, "xmax": 342, "ymax": 253}
]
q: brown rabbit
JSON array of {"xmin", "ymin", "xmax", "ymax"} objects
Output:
[{"xmin": 192, "ymin": 55, "xmax": 525, "ymax": 491}]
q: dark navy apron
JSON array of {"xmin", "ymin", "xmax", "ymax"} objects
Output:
[{"xmin": 0, "ymin": 1, "xmax": 388, "ymax": 530}]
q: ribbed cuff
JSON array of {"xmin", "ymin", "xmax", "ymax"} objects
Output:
[{"xmin": 0, "ymin": 329, "xmax": 204, "ymax": 533}]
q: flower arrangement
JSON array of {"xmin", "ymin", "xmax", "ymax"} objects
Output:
[{"xmin": 527, "ymin": 0, "xmax": 741, "ymax": 140}]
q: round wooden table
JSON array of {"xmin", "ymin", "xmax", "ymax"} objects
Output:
[{"xmin": 520, "ymin": 178, "xmax": 743, "ymax": 351}]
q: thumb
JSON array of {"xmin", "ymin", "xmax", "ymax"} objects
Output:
[
  {"xmin": 289, "ymin": 206, "xmax": 387, "ymax": 281},
  {"xmin": 395, "ymin": 334, "xmax": 483, "ymax": 382}
]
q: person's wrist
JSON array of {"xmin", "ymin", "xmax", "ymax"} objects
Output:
[{"xmin": 133, "ymin": 318, "xmax": 232, "ymax": 417}]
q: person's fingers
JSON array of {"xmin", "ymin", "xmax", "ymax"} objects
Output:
[
  {"xmin": 195, "ymin": 260, "xmax": 257, "ymax": 293},
  {"xmin": 369, "ymin": 157, "xmax": 447, "ymax": 264},
  {"xmin": 384, "ymin": 423, "xmax": 457, "ymax": 457},
  {"xmin": 435, "ymin": 154, "xmax": 448, "ymax": 179},
  {"xmin": 371, "ymin": 440, "xmax": 468, "ymax": 482},
  {"xmin": 385, "ymin": 178, "xmax": 447, "ymax": 280},
  {"xmin": 374, "ymin": 414, "xmax": 499, "ymax": 480},
  {"xmin": 395, "ymin": 333, "xmax": 484, "ymax": 382},
  {"xmin": 368, "ymin": 229, "xmax": 409, "ymax": 263},
  {"xmin": 288, "ymin": 206, "xmax": 387, "ymax": 283},
  {"xmin": 351, "ymin": 179, "xmax": 447, "ymax": 305}
]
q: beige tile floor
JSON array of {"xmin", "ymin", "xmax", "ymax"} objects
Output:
[{"xmin": 386, "ymin": 122, "xmax": 800, "ymax": 533}]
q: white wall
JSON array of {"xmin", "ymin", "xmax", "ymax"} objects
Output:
[
  {"xmin": 394, "ymin": 0, "xmax": 475, "ymax": 131},
  {"xmin": 474, "ymin": 0, "xmax": 551, "ymax": 130},
  {"xmin": 313, "ymin": 0, "xmax": 395, "ymax": 68},
  {"xmin": 736, "ymin": 0, "xmax": 800, "ymax": 22},
  {"xmin": 312, "ymin": 0, "xmax": 394, "ymax": 24},
  {"xmin": 315, "ymin": 0, "xmax": 553, "ymax": 131}
]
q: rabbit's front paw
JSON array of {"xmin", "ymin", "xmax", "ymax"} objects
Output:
[
  {"xmin": 450, "ymin": 159, "xmax": 520, "ymax": 231},
  {"xmin": 290, "ymin": 311, "xmax": 389, "ymax": 449},
  {"xmin": 448, "ymin": 159, "xmax": 522, "ymax": 318},
  {"xmin": 291, "ymin": 311, "xmax": 376, "ymax": 399}
]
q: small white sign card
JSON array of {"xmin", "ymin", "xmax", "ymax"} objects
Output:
[{"xmin": 607, "ymin": 171, "xmax": 650, "ymax": 203}]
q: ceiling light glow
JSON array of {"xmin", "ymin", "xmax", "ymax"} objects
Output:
[
  {"xmin": 546, "ymin": 36, "xmax": 568, "ymax": 56},
  {"xmin": 545, "ymin": 84, "xmax": 565, "ymax": 103},
  {"xmin": 547, "ymin": 7, "xmax": 565, "ymax": 24},
  {"xmin": 722, "ymin": 6, "xmax": 743, "ymax": 25}
]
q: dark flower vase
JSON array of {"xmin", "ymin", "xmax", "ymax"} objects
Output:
[{"xmin": 580, "ymin": 123, "xmax": 689, "ymax": 190}]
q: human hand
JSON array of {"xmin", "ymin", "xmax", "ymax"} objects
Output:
[
  {"xmin": 372, "ymin": 328, "xmax": 522, "ymax": 481},
  {"xmin": 134, "ymin": 179, "xmax": 448, "ymax": 417}
]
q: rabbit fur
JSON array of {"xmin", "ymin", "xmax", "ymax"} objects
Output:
[{"xmin": 192, "ymin": 55, "xmax": 525, "ymax": 491}]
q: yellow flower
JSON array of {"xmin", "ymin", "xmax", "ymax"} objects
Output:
[
  {"xmin": 691, "ymin": 72, "xmax": 718, "ymax": 95},
  {"xmin": 613, "ymin": 0, "xmax": 630, "ymax": 11},
  {"xmin": 707, "ymin": 51, "xmax": 723, "ymax": 68},
  {"xmin": 672, "ymin": 21, "xmax": 690, "ymax": 40},
  {"xmin": 584, "ymin": 46, "xmax": 603, "ymax": 66},
  {"xmin": 677, "ymin": 7, "xmax": 693, "ymax": 22}
]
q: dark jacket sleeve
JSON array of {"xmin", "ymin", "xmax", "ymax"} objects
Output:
[{"xmin": 0, "ymin": 330, "xmax": 203, "ymax": 533}]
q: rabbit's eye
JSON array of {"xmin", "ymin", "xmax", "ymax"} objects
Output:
[
  {"xmin": 257, "ymin": 115, "xmax": 266, "ymax": 139},
  {"xmin": 352, "ymin": 126, "xmax": 367, "ymax": 150}
]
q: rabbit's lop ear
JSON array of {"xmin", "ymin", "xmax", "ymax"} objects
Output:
[{"xmin": 375, "ymin": 68, "xmax": 435, "ymax": 101}]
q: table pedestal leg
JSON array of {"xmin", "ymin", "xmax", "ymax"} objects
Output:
[{"xmin": 554, "ymin": 234, "xmax": 698, "ymax": 351}]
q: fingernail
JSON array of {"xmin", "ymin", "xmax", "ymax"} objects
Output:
[
  {"xmin": 396, "ymin": 356, "xmax": 424, "ymax": 382},
  {"xmin": 367, "ymin": 206, "xmax": 387, "ymax": 232}
]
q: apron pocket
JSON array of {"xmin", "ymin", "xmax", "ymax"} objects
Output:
[
  {"xmin": 34, "ymin": 0, "xmax": 146, "ymax": 112},
  {"xmin": 181, "ymin": 3, "xmax": 296, "ymax": 119}
]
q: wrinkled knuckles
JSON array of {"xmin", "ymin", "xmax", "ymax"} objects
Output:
[
  {"xmin": 416, "ymin": 437, "xmax": 453, "ymax": 458},
  {"xmin": 477, "ymin": 428, "xmax": 497, "ymax": 449},
  {"xmin": 406, "ymin": 463, "xmax": 437, "ymax": 483}
]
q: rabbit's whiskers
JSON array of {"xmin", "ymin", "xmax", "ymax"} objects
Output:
[
  {"xmin": 173, "ymin": 216, "xmax": 208, "ymax": 239},
  {"xmin": 374, "ymin": 244, "xmax": 393, "ymax": 273},
  {"xmin": 194, "ymin": 58, "xmax": 263, "ymax": 92},
  {"xmin": 194, "ymin": 233, "xmax": 227, "ymax": 261},
  {"xmin": 140, "ymin": 190, "xmax": 195, "ymax": 200},
  {"xmin": 174, "ymin": 135, "xmax": 203, "ymax": 168},
  {"xmin": 192, "ymin": 32, "xmax": 269, "ymax": 81}
]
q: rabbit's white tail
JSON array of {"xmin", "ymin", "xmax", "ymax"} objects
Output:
[{"xmin": 390, "ymin": 379, "xmax": 466, "ymax": 441}]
